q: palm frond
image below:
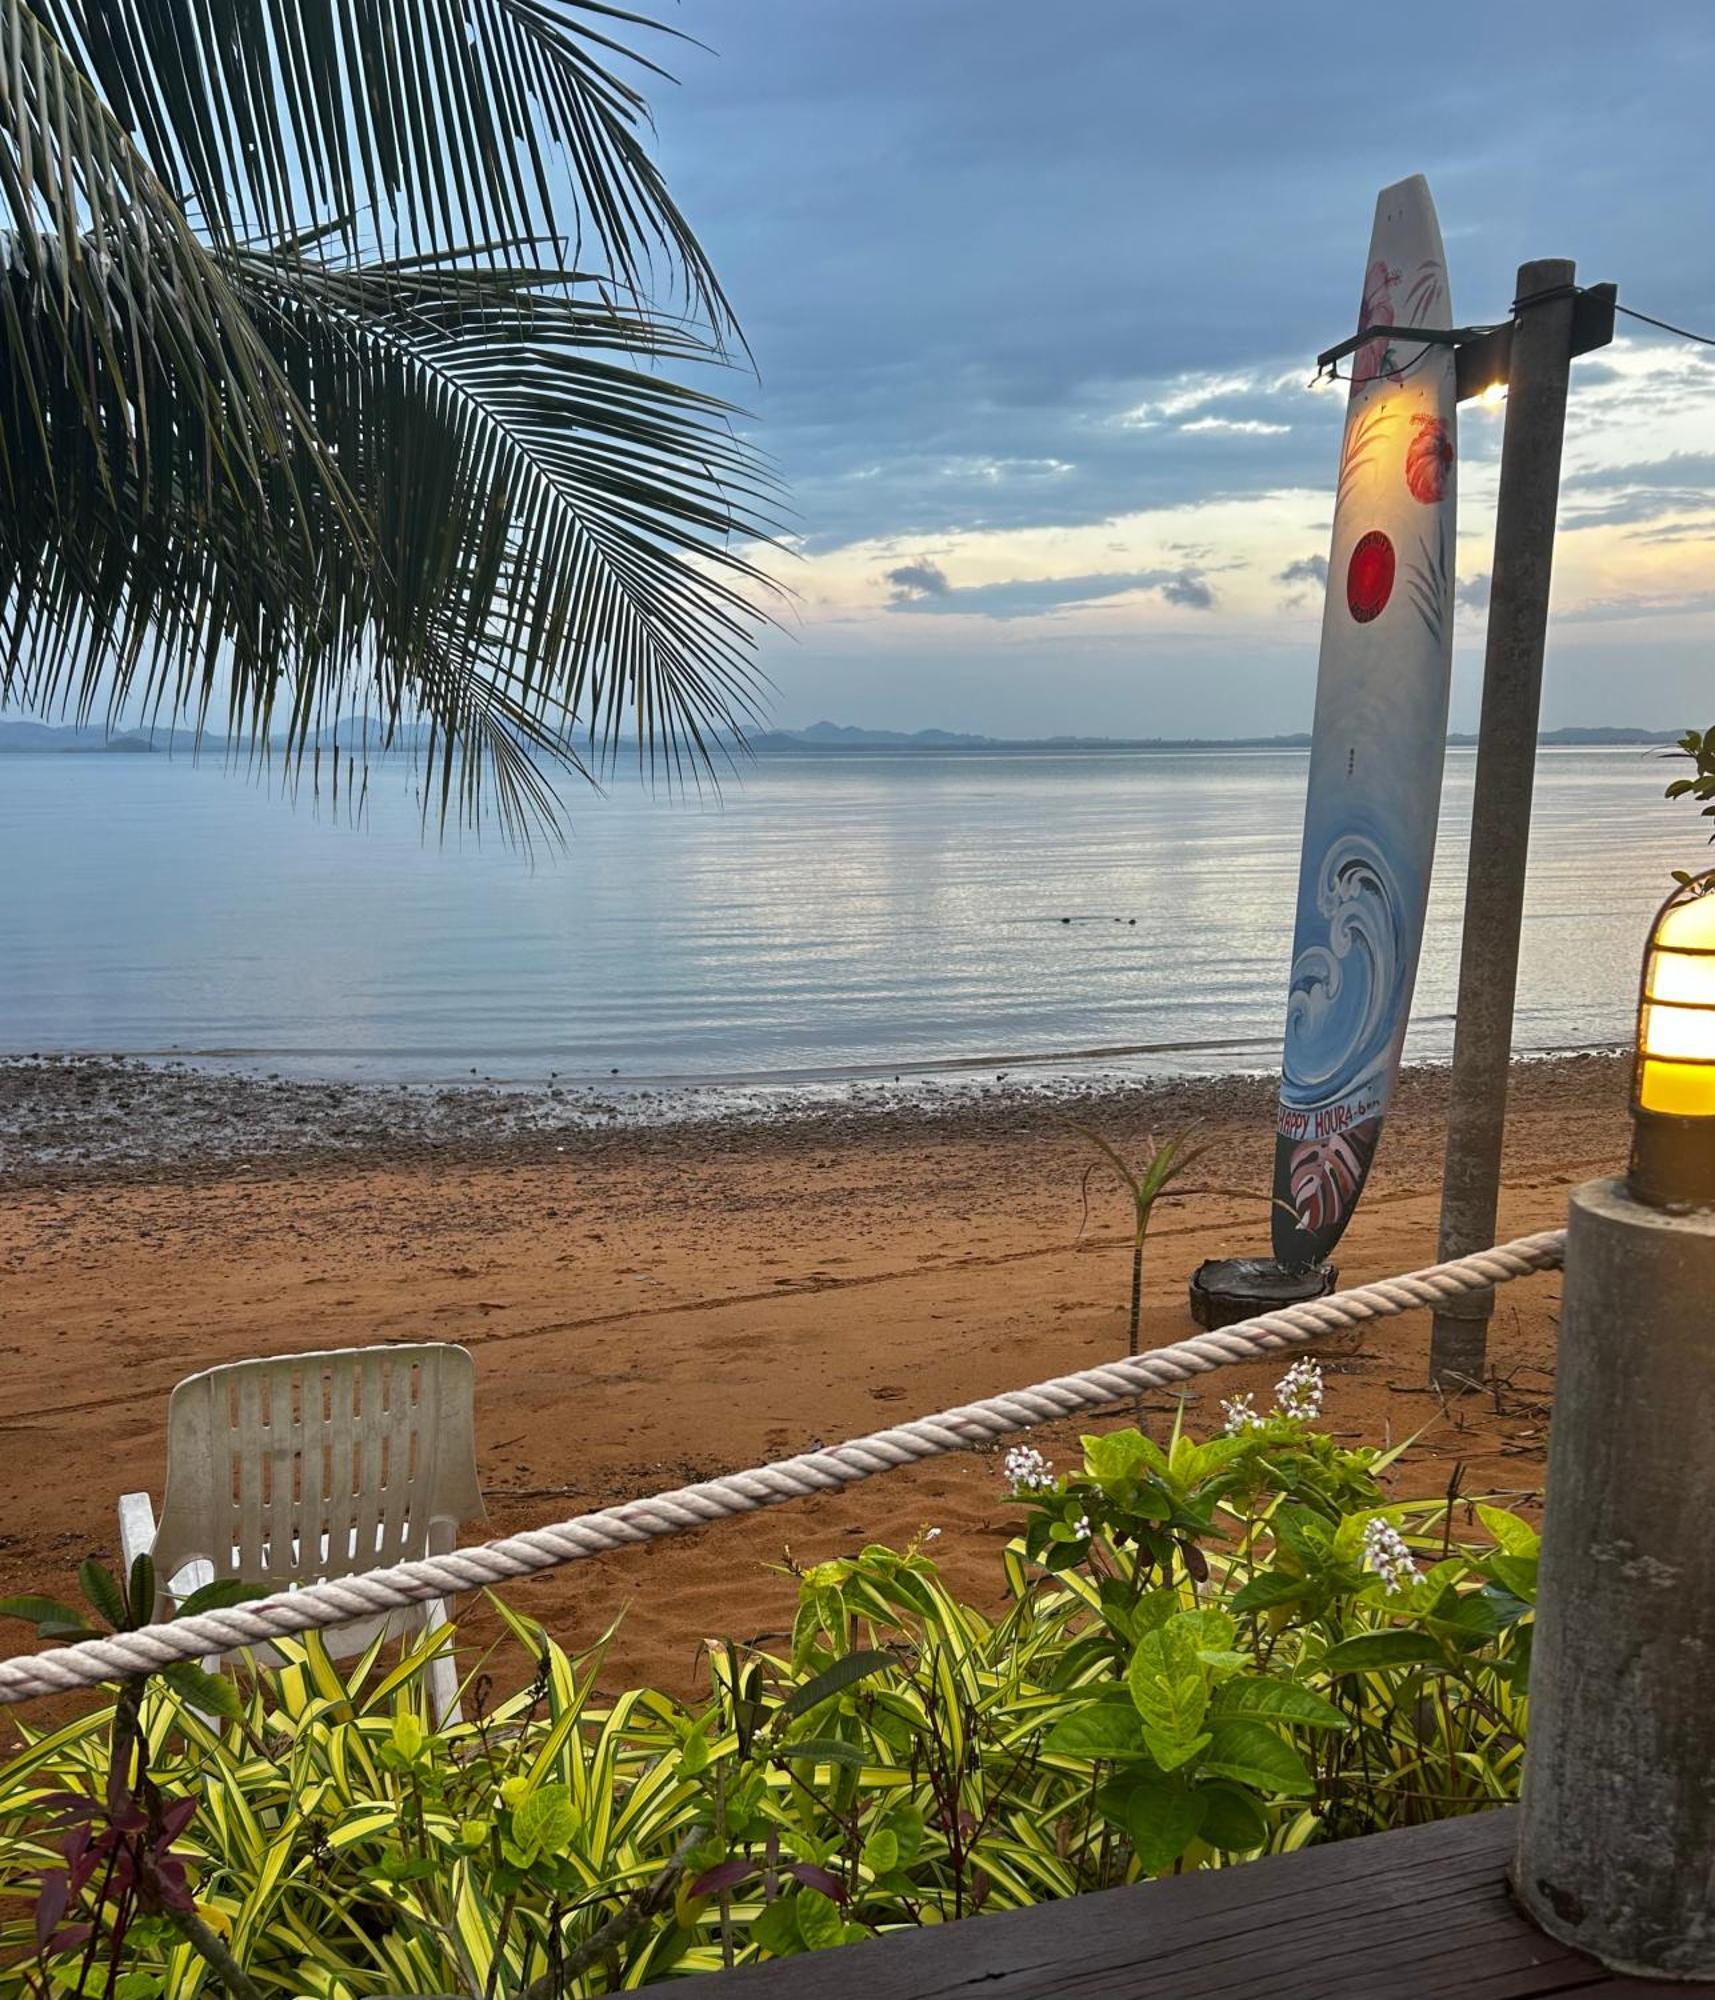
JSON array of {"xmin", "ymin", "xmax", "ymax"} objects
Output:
[
  {"xmin": 31, "ymin": 0, "xmax": 733, "ymax": 325},
  {"xmin": 2, "ymin": 0, "xmax": 777, "ymax": 838},
  {"xmin": 2, "ymin": 239, "xmax": 780, "ymax": 839},
  {"xmin": 0, "ymin": 2, "xmax": 353, "ymax": 550}
]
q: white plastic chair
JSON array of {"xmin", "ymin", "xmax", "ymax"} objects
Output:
[{"xmin": 119, "ymin": 1344, "xmax": 484, "ymax": 1722}]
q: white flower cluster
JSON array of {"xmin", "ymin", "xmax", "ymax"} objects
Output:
[
  {"xmin": 1362, "ymin": 1515, "xmax": 1416, "ymax": 1594},
  {"xmin": 1004, "ymin": 1444, "xmax": 1055, "ymax": 1494},
  {"xmin": 1221, "ymin": 1358, "xmax": 1328, "ymax": 1435},
  {"xmin": 1275, "ymin": 1357, "xmax": 1325, "ymax": 1423},
  {"xmin": 1221, "ymin": 1392, "xmax": 1264, "ymax": 1435},
  {"xmin": 1072, "ymin": 1514, "xmax": 1092, "ymax": 1540}
]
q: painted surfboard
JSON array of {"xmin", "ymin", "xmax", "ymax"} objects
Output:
[{"xmin": 1272, "ymin": 174, "xmax": 1458, "ymax": 1269}]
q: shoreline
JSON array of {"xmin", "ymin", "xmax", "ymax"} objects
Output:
[{"xmin": 0, "ymin": 1044, "xmax": 1627, "ymax": 1187}]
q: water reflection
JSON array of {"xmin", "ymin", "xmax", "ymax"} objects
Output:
[{"xmin": 0, "ymin": 747, "xmax": 1686, "ymax": 1084}]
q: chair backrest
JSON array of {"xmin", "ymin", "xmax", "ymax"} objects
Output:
[{"xmin": 150, "ymin": 1344, "xmax": 483, "ymax": 1595}]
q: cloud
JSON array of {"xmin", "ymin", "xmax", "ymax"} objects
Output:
[
  {"xmin": 653, "ymin": 1, "xmax": 1715, "ymax": 728},
  {"xmin": 1559, "ymin": 450, "xmax": 1715, "ymax": 532},
  {"xmin": 1180, "ymin": 417, "xmax": 1293, "ymax": 436},
  {"xmin": 1158, "ymin": 569, "xmax": 1216, "ymax": 609},
  {"xmin": 885, "ymin": 558, "xmax": 951, "ymax": 602},
  {"xmin": 1626, "ymin": 518, "xmax": 1715, "ymax": 547},
  {"xmin": 1275, "ymin": 552, "xmax": 1328, "ymax": 607},
  {"xmin": 885, "ymin": 566, "xmax": 1216, "ymax": 621},
  {"xmin": 1456, "ymin": 573, "xmax": 1492, "ymax": 611}
]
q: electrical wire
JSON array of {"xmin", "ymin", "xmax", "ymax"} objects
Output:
[
  {"xmin": 1616, "ymin": 303, "xmax": 1715, "ymax": 349},
  {"xmin": 1310, "ymin": 300, "xmax": 1715, "ymax": 389},
  {"xmin": 1312, "ymin": 337, "xmax": 1447, "ymax": 389}
]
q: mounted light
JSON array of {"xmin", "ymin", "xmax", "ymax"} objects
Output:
[{"xmin": 1630, "ymin": 875, "xmax": 1715, "ymax": 1209}]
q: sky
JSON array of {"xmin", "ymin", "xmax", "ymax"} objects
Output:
[{"xmin": 644, "ymin": 0, "xmax": 1715, "ymax": 738}]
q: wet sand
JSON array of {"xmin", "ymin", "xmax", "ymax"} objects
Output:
[{"xmin": 0, "ymin": 1053, "xmax": 1626, "ymax": 1703}]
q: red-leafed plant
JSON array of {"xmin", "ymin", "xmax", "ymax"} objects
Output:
[{"xmin": 1, "ymin": 1557, "xmax": 264, "ymax": 1999}]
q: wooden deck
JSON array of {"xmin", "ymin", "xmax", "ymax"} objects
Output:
[{"xmin": 692, "ymin": 1809, "xmax": 1715, "ymax": 1997}]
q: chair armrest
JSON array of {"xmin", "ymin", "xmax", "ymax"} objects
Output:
[{"xmin": 118, "ymin": 1492, "xmax": 157, "ymax": 1569}]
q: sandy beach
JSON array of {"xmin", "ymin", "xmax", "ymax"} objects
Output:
[{"xmin": 0, "ymin": 1052, "xmax": 1626, "ymax": 1701}]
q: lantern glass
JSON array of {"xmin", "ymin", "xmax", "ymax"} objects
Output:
[{"xmin": 1636, "ymin": 885, "xmax": 1715, "ymax": 1123}]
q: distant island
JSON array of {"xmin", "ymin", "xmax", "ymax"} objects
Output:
[
  {"xmin": 0, "ymin": 716, "xmax": 1684, "ymax": 757},
  {"xmin": 750, "ymin": 722, "xmax": 1683, "ymax": 754}
]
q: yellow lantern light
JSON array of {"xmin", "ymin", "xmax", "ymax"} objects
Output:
[{"xmin": 1630, "ymin": 875, "xmax": 1715, "ymax": 1208}]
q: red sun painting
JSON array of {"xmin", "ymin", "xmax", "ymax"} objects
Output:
[
  {"xmin": 1405, "ymin": 415, "xmax": 1455, "ymax": 504},
  {"xmin": 1346, "ymin": 530, "xmax": 1395, "ymax": 622}
]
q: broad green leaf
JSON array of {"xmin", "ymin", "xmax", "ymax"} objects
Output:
[
  {"xmin": 1322, "ymin": 1631, "xmax": 1444, "ymax": 1673},
  {"xmin": 391, "ymin": 1711, "xmax": 426, "ymax": 1763},
  {"xmin": 1042, "ymin": 1697, "xmax": 1146, "ymax": 1761},
  {"xmin": 1083, "ymin": 1429, "xmax": 1163, "ymax": 1485},
  {"xmin": 778, "ymin": 1649, "xmax": 895, "ymax": 1721},
  {"xmin": 0, "ymin": 1595, "xmax": 91, "ymax": 1635},
  {"xmin": 1212, "ymin": 1676, "xmax": 1349, "ymax": 1732},
  {"xmin": 1127, "ymin": 1619, "xmax": 1210, "ymax": 1749},
  {"xmin": 1174, "ymin": 1607, "xmax": 1237, "ymax": 1654},
  {"xmin": 1272, "ymin": 1507, "xmax": 1336, "ymax": 1562},
  {"xmin": 1128, "ymin": 1588, "xmax": 1183, "ymax": 1637},
  {"xmin": 888, "ymin": 1805, "xmax": 926, "ymax": 1865},
  {"xmin": 795, "ymin": 1889, "xmax": 845, "ymax": 1952},
  {"xmin": 161, "ymin": 1662, "xmax": 242, "ymax": 1721},
  {"xmin": 174, "ymin": 1579, "xmax": 271, "ymax": 1621},
  {"xmin": 1197, "ymin": 1781, "xmax": 1270, "ymax": 1854},
  {"xmin": 861, "ymin": 1828, "xmax": 898, "ymax": 1875},
  {"xmin": 126, "ymin": 1554, "xmax": 157, "ymax": 1628},
  {"xmin": 1230, "ymin": 1570, "xmax": 1312, "ymax": 1614},
  {"xmin": 78, "ymin": 1561, "xmax": 128, "ymax": 1631},
  {"xmin": 752, "ymin": 1897, "xmax": 801, "ymax": 1958},
  {"xmin": 1484, "ymin": 1560, "xmax": 1538, "ymax": 1610},
  {"xmin": 511, "ymin": 1783, "xmax": 576, "ymax": 1859},
  {"xmin": 1144, "ymin": 1726, "xmax": 1211, "ymax": 1773},
  {"xmin": 1120, "ymin": 1768, "xmax": 1205, "ymax": 1876},
  {"xmin": 1201, "ymin": 1721, "xmax": 1313, "ymax": 1797},
  {"xmin": 1476, "ymin": 1505, "xmax": 1540, "ymax": 1557},
  {"xmin": 1427, "ymin": 1590, "xmax": 1503, "ymax": 1643},
  {"xmin": 772, "ymin": 1738, "xmax": 868, "ymax": 1770}
]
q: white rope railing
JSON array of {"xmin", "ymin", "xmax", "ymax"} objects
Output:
[{"xmin": 0, "ymin": 1229, "xmax": 1564, "ymax": 1705}]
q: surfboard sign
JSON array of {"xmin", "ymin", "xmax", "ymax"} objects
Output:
[{"xmin": 1272, "ymin": 174, "xmax": 1458, "ymax": 1270}]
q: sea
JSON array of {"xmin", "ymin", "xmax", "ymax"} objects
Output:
[{"xmin": 0, "ymin": 745, "xmax": 1692, "ymax": 1095}]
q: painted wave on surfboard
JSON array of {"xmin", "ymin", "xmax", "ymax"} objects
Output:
[{"xmin": 1272, "ymin": 177, "xmax": 1457, "ymax": 1270}]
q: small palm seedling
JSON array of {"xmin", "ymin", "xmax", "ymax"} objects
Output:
[{"xmin": 1071, "ymin": 1124, "xmax": 1209, "ymax": 1362}]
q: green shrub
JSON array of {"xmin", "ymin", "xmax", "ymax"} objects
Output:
[{"xmin": 0, "ymin": 1383, "xmax": 1535, "ymax": 1996}]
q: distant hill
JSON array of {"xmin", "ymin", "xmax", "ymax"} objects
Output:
[
  {"xmin": 0, "ymin": 720, "xmax": 157, "ymax": 754},
  {"xmin": 0, "ymin": 716, "xmax": 432, "ymax": 756},
  {"xmin": 750, "ymin": 722, "xmax": 1681, "ymax": 754},
  {"xmin": 747, "ymin": 724, "xmax": 1317, "ymax": 752},
  {"xmin": 0, "ymin": 716, "xmax": 1684, "ymax": 758}
]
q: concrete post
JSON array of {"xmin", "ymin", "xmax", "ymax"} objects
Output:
[
  {"xmin": 1515, "ymin": 1178, "xmax": 1715, "ymax": 1977},
  {"xmin": 1429, "ymin": 260, "xmax": 1580, "ymax": 1390}
]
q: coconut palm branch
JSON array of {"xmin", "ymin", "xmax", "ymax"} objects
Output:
[{"xmin": 0, "ymin": 0, "xmax": 774, "ymax": 838}]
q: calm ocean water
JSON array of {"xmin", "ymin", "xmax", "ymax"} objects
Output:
[{"xmin": 0, "ymin": 746, "xmax": 1691, "ymax": 1089}]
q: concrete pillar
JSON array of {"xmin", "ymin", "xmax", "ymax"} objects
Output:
[
  {"xmin": 1429, "ymin": 259, "xmax": 1580, "ymax": 1390},
  {"xmin": 1515, "ymin": 1178, "xmax": 1715, "ymax": 1977}
]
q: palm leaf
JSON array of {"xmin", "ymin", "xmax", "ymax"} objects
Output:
[
  {"xmin": 32, "ymin": 0, "xmax": 734, "ymax": 326},
  {"xmin": 1, "ymin": 0, "xmax": 777, "ymax": 838}
]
